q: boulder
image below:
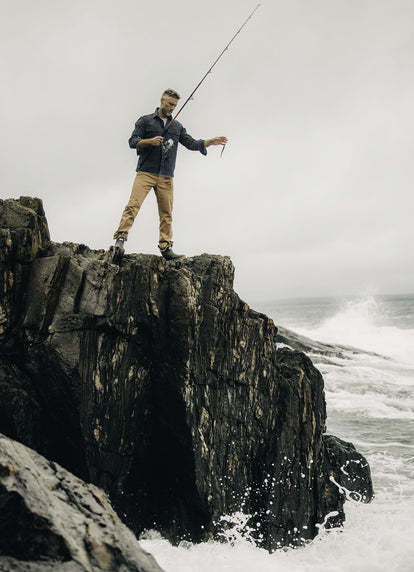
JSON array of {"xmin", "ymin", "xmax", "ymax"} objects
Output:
[{"xmin": 0, "ymin": 434, "xmax": 164, "ymax": 571}]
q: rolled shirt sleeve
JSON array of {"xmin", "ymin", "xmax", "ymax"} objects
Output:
[
  {"xmin": 128, "ymin": 116, "xmax": 147, "ymax": 154},
  {"xmin": 179, "ymin": 127, "xmax": 207, "ymax": 156}
]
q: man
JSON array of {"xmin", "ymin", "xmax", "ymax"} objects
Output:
[{"xmin": 113, "ymin": 88, "xmax": 228, "ymax": 260}]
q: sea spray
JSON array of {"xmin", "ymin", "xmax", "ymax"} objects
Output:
[
  {"xmin": 296, "ymin": 296, "xmax": 414, "ymax": 365},
  {"xmin": 139, "ymin": 499, "xmax": 414, "ymax": 571},
  {"xmin": 216, "ymin": 512, "xmax": 257, "ymax": 545}
]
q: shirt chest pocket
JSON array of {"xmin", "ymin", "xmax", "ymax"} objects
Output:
[{"xmin": 146, "ymin": 127, "xmax": 163, "ymax": 138}]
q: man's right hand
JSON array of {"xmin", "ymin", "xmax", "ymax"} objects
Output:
[{"xmin": 137, "ymin": 136, "xmax": 163, "ymax": 149}]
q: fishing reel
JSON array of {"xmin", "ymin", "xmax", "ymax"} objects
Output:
[{"xmin": 162, "ymin": 138, "xmax": 174, "ymax": 158}]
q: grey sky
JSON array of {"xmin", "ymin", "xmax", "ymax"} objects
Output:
[{"xmin": 1, "ymin": 0, "xmax": 413, "ymax": 303}]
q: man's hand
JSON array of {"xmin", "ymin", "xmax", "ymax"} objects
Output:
[
  {"xmin": 204, "ymin": 136, "xmax": 228, "ymax": 148},
  {"xmin": 137, "ymin": 136, "xmax": 163, "ymax": 149}
]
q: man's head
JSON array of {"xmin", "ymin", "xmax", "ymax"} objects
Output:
[{"xmin": 159, "ymin": 89, "xmax": 180, "ymax": 119}]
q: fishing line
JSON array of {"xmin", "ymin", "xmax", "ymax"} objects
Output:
[{"xmin": 164, "ymin": 3, "xmax": 261, "ymax": 157}]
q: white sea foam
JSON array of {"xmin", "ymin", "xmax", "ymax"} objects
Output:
[
  {"xmin": 296, "ymin": 298, "xmax": 414, "ymax": 429},
  {"xmin": 298, "ymin": 297, "xmax": 414, "ymax": 366},
  {"xmin": 140, "ymin": 498, "xmax": 414, "ymax": 572}
]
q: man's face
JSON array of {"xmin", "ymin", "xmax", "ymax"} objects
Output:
[{"xmin": 159, "ymin": 96, "xmax": 179, "ymax": 118}]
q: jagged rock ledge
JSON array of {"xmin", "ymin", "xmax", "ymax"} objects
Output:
[{"xmin": 0, "ymin": 197, "xmax": 373, "ymax": 557}]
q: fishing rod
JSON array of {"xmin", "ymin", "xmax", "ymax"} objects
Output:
[{"xmin": 164, "ymin": 3, "xmax": 261, "ymax": 140}]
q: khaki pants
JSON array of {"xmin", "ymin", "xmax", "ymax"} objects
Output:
[{"xmin": 113, "ymin": 172, "xmax": 174, "ymax": 249}]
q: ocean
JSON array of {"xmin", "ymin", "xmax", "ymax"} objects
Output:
[{"xmin": 139, "ymin": 295, "xmax": 414, "ymax": 572}]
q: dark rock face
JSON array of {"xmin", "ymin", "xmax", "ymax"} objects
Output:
[
  {"xmin": 0, "ymin": 434, "xmax": 165, "ymax": 571},
  {"xmin": 322, "ymin": 435, "xmax": 373, "ymax": 503},
  {"xmin": 0, "ymin": 197, "xmax": 373, "ymax": 552}
]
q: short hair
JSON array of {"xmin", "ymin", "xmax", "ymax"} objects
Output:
[{"xmin": 162, "ymin": 88, "xmax": 180, "ymax": 100}]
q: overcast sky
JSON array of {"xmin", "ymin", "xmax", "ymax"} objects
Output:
[{"xmin": 1, "ymin": 0, "xmax": 413, "ymax": 304}]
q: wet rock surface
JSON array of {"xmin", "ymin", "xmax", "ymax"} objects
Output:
[
  {"xmin": 0, "ymin": 197, "xmax": 373, "ymax": 552},
  {"xmin": 0, "ymin": 434, "xmax": 164, "ymax": 571}
]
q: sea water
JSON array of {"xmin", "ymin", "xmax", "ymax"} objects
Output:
[{"xmin": 140, "ymin": 296, "xmax": 414, "ymax": 572}]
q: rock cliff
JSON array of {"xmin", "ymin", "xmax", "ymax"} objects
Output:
[{"xmin": 0, "ymin": 197, "xmax": 373, "ymax": 554}]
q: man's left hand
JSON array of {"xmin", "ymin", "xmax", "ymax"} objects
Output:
[{"xmin": 205, "ymin": 136, "xmax": 228, "ymax": 148}]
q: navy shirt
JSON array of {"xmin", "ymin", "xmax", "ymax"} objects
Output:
[{"xmin": 128, "ymin": 108, "xmax": 207, "ymax": 178}]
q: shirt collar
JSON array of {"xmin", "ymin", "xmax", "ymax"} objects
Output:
[{"xmin": 153, "ymin": 107, "xmax": 172, "ymax": 121}]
